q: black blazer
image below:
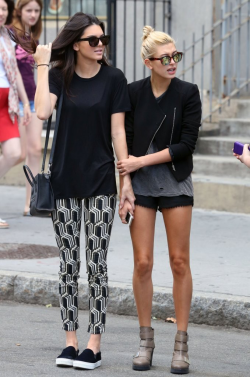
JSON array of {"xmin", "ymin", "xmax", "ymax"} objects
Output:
[{"xmin": 125, "ymin": 76, "xmax": 202, "ymax": 182}]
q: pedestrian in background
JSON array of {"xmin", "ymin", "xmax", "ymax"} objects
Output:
[
  {"xmin": 0, "ymin": 0, "xmax": 31, "ymax": 228},
  {"xmin": 118, "ymin": 26, "xmax": 201, "ymax": 374},
  {"xmin": 11, "ymin": 11, "xmax": 135, "ymax": 370},
  {"xmin": 11, "ymin": 0, "xmax": 43, "ymax": 216}
]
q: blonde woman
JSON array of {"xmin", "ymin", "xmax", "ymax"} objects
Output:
[
  {"xmin": 11, "ymin": 0, "xmax": 43, "ymax": 215},
  {"xmin": 118, "ymin": 26, "xmax": 201, "ymax": 374}
]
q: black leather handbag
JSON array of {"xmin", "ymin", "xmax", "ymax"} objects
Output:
[{"xmin": 23, "ymin": 93, "xmax": 63, "ymax": 217}]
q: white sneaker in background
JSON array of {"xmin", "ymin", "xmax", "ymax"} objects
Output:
[{"xmin": 0, "ymin": 218, "xmax": 9, "ymax": 229}]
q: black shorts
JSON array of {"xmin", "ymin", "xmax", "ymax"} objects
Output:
[{"xmin": 134, "ymin": 194, "xmax": 193, "ymax": 212}]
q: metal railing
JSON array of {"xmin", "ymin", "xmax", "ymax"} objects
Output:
[
  {"xmin": 177, "ymin": 0, "xmax": 250, "ymax": 123},
  {"xmin": 110, "ymin": 0, "xmax": 171, "ymax": 77}
]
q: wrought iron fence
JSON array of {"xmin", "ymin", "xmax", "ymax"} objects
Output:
[
  {"xmin": 40, "ymin": 0, "xmax": 250, "ymax": 124},
  {"xmin": 111, "ymin": 0, "xmax": 171, "ymax": 80},
  {"xmin": 40, "ymin": 0, "xmax": 171, "ymax": 77},
  {"xmin": 177, "ymin": 0, "xmax": 250, "ymax": 123},
  {"xmin": 41, "ymin": 0, "xmax": 109, "ymax": 45}
]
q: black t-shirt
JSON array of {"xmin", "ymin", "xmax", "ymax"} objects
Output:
[{"xmin": 49, "ymin": 65, "xmax": 131, "ymax": 199}]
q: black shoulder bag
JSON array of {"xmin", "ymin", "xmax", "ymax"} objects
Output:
[{"xmin": 23, "ymin": 93, "xmax": 63, "ymax": 217}]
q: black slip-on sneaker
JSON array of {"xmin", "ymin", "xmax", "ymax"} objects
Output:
[
  {"xmin": 73, "ymin": 348, "xmax": 102, "ymax": 370},
  {"xmin": 56, "ymin": 346, "xmax": 79, "ymax": 367}
]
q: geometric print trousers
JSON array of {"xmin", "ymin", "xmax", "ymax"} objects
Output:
[{"xmin": 52, "ymin": 194, "xmax": 117, "ymax": 334}]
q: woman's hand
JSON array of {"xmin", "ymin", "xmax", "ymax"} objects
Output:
[
  {"xmin": 120, "ymin": 176, "xmax": 135, "ymax": 213},
  {"xmin": 23, "ymin": 104, "xmax": 32, "ymax": 126},
  {"xmin": 119, "ymin": 199, "xmax": 134, "ymax": 224},
  {"xmin": 117, "ymin": 155, "xmax": 143, "ymax": 175},
  {"xmin": 233, "ymin": 144, "xmax": 250, "ymax": 168},
  {"xmin": 33, "ymin": 42, "xmax": 52, "ymax": 65}
]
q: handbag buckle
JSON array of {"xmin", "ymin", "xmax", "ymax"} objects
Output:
[{"xmin": 47, "ymin": 164, "xmax": 52, "ymax": 175}]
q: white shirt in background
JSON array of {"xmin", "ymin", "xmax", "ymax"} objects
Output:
[{"xmin": 0, "ymin": 37, "xmax": 16, "ymax": 88}]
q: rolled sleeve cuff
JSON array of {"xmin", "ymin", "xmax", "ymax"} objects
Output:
[{"xmin": 168, "ymin": 146, "xmax": 175, "ymax": 161}]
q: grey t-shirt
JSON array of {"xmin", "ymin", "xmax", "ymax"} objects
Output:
[
  {"xmin": 132, "ymin": 140, "xmax": 193, "ymax": 197},
  {"xmin": 132, "ymin": 89, "xmax": 193, "ymax": 198}
]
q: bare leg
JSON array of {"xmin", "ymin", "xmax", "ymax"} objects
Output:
[
  {"xmin": 87, "ymin": 334, "xmax": 101, "ymax": 354},
  {"xmin": 65, "ymin": 331, "xmax": 101, "ymax": 354},
  {"xmin": 130, "ymin": 205, "xmax": 156, "ymax": 326},
  {"xmin": 65, "ymin": 331, "xmax": 78, "ymax": 351},
  {"xmin": 19, "ymin": 113, "xmax": 42, "ymax": 213},
  {"xmin": 162, "ymin": 206, "xmax": 193, "ymax": 331},
  {"xmin": 17, "ymin": 115, "xmax": 27, "ymax": 165},
  {"xmin": 0, "ymin": 138, "xmax": 21, "ymax": 179}
]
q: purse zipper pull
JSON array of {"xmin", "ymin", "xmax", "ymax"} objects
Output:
[{"xmin": 172, "ymin": 162, "xmax": 176, "ymax": 171}]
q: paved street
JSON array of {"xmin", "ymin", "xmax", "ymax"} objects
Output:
[
  {"xmin": 1, "ymin": 301, "xmax": 250, "ymax": 377},
  {"xmin": 1, "ymin": 185, "xmax": 250, "ymax": 374},
  {"xmin": 1, "ymin": 185, "xmax": 250, "ymax": 297}
]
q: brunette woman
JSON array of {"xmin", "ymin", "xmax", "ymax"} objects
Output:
[
  {"xmin": 11, "ymin": 0, "xmax": 43, "ymax": 215},
  {"xmin": 11, "ymin": 12, "xmax": 135, "ymax": 369},
  {"xmin": 0, "ymin": 0, "xmax": 31, "ymax": 228},
  {"xmin": 118, "ymin": 26, "xmax": 202, "ymax": 374}
]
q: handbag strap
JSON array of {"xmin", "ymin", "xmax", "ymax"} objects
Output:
[
  {"xmin": 49, "ymin": 92, "xmax": 63, "ymax": 170},
  {"xmin": 41, "ymin": 114, "xmax": 52, "ymax": 173},
  {"xmin": 41, "ymin": 91, "xmax": 63, "ymax": 174},
  {"xmin": 23, "ymin": 164, "xmax": 36, "ymax": 187}
]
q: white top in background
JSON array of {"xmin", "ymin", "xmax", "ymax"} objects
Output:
[{"xmin": 0, "ymin": 37, "xmax": 16, "ymax": 88}]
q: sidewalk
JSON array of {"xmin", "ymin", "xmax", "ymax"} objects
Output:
[
  {"xmin": 0, "ymin": 185, "xmax": 250, "ymax": 329},
  {"xmin": 1, "ymin": 300, "xmax": 250, "ymax": 377}
]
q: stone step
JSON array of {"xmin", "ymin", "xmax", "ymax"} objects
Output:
[
  {"xmin": 196, "ymin": 136, "xmax": 250, "ymax": 156},
  {"xmin": 219, "ymin": 119, "xmax": 250, "ymax": 136},
  {"xmin": 199, "ymin": 123, "xmax": 220, "ymax": 137},
  {"xmin": 193, "ymin": 174, "xmax": 250, "ymax": 213},
  {"xmin": 235, "ymin": 99, "xmax": 250, "ymax": 118},
  {"xmin": 193, "ymin": 154, "xmax": 247, "ymax": 178}
]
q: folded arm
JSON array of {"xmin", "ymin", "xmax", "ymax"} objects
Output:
[{"xmin": 117, "ymin": 148, "xmax": 172, "ymax": 175}]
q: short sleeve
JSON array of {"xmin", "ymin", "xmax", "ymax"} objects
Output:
[
  {"xmin": 49, "ymin": 68, "xmax": 63, "ymax": 98},
  {"xmin": 111, "ymin": 75, "xmax": 131, "ymax": 114}
]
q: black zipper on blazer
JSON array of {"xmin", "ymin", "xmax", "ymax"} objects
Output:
[
  {"xmin": 145, "ymin": 115, "xmax": 166, "ymax": 155},
  {"xmin": 134, "ymin": 115, "xmax": 166, "ymax": 174},
  {"xmin": 169, "ymin": 108, "xmax": 176, "ymax": 171}
]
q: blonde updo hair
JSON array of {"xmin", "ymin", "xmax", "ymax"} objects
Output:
[{"xmin": 141, "ymin": 25, "xmax": 176, "ymax": 62}]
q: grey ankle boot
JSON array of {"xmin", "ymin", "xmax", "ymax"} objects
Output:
[
  {"xmin": 171, "ymin": 330, "xmax": 190, "ymax": 374},
  {"xmin": 132, "ymin": 327, "xmax": 155, "ymax": 371}
]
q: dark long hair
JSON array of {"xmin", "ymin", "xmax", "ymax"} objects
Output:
[
  {"xmin": 8, "ymin": 12, "xmax": 109, "ymax": 95},
  {"xmin": 3, "ymin": 0, "xmax": 15, "ymax": 25}
]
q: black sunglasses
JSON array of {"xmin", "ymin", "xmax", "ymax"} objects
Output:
[
  {"xmin": 77, "ymin": 35, "xmax": 110, "ymax": 47},
  {"xmin": 149, "ymin": 52, "xmax": 183, "ymax": 66}
]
